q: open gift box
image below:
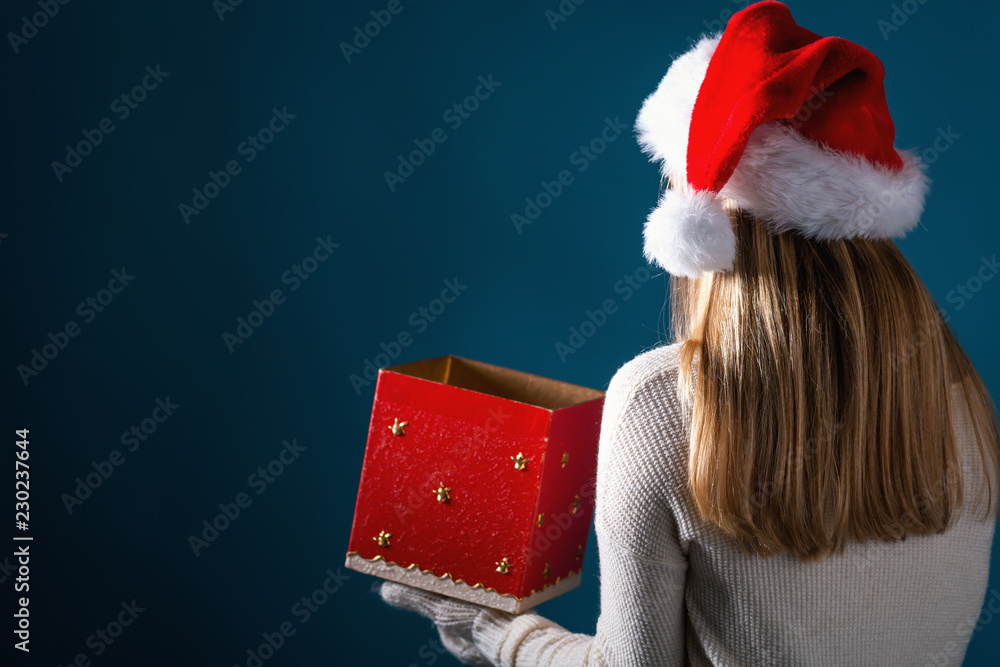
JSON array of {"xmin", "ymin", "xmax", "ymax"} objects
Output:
[{"xmin": 345, "ymin": 355, "xmax": 605, "ymax": 613}]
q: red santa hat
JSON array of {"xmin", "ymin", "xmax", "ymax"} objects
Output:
[{"xmin": 635, "ymin": 0, "xmax": 930, "ymax": 277}]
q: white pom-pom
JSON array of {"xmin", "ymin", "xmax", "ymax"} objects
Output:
[{"xmin": 642, "ymin": 189, "xmax": 736, "ymax": 278}]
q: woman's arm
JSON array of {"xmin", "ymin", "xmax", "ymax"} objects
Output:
[
  {"xmin": 381, "ymin": 345, "xmax": 690, "ymax": 666},
  {"xmin": 470, "ymin": 528, "xmax": 687, "ymax": 666},
  {"xmin": 471, "ymin": 349, "xmax": 690, "ymax": 665}
]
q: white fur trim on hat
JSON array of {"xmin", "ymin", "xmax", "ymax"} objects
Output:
[
  {"xmin": 635, "ymin": 35, "xmax": 721, "ymax": 187},
  {"xmin": 643, "ymin": 188, "xmax": 735, "ymax": 278},
  {"xmin": 720, "ymin": 122, "xmax": 930, "ymax": 239}
]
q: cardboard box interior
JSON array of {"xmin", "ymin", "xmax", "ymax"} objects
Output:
[{"xmin": 385, "ymin": 355, "xmax": 604, "ymax": 410}]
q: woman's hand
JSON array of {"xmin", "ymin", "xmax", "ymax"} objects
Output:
[{"xmin": 378, "ymin": 580, "xmax": 504, "ymax": 666}]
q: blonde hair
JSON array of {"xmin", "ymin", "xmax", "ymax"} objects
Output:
[{"xmin": 671, "ymin": 206, "xmax": 1000, "ymax": 560}]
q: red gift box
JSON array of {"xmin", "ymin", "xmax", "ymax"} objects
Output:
[{"xmin": 345, "ymin": 355, "xmax": 605, "ymax": 612}]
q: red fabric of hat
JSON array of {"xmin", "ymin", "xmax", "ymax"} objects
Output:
[{"xmin": 689, "ymin": 0, "xmax": 901, "ymax": 192}]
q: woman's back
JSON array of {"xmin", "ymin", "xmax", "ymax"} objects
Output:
[{"xmin": 595, "ymin": 342, "xmax": 997, "ymax": 666}]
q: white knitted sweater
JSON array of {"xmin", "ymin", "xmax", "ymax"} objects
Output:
[{"xmin": 469, "ymin": 342, "xmax": 997, "ymax": 666}]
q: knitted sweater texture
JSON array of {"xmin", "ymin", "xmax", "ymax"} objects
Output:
[{"xmin": 470, "ymin": 342, "xmax": 997, "ymax": 666}]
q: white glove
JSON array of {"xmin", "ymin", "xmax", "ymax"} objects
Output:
[{"xmin": 379, "ymin": 580, "xmax": 516, "ymax": 666}]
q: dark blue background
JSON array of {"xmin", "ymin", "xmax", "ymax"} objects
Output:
[{"xmin": 3, "ymin": 0, "xmax": 998, "ymax": 665}]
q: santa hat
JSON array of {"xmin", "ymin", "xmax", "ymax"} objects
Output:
[{"xmin": 635, "ymin": 0, "xmax": 930, "ymax": 277}]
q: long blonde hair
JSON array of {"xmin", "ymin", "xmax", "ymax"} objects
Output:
[{"xmin": 671, "ymin": 206, "xmax": 1000, "ymax": 560}]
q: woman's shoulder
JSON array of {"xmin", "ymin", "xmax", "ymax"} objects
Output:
[
  {"xmin": 606, "ymin": 341, "xmax": 686, "ymax": 400},
  {"xmin": 600, "ymin": 341, "xmax": 688, "ymax": 438},
  {"xmin": 609, "ymin": 339, "xmax": 684, "ymax": 385}
]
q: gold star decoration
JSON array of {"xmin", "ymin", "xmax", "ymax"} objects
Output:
[
  {"xmin": 543, "ymin": 563, "xmax": 550, "ymax": 578},
  {"xmin": 571, "ymin": 494, "xmax": 581, "ymax": 514},
  {"xmin": 374, "ymin": 530, "xmax": 392, "ymax": 548},
  {"xmin": 496, "ymin": 557, "xmax": 511, "ymax": 574},
  {"xmin": 511, "ymin": 452, "xmax": 530, "ymax": 471},
  {"xmin": 576, "ymin": 545, "xmax": 583, "ymax": 560},
  {"xmin": 537, "ymin": 513, "xmax": 545, "ymax": 527},
  {"xmin": 433, "ymin": 482, "xmax": 451, "ymax": 504},
  {"xmin": 388, "ymin": 418, "xmax": 408, "ymax": 436},
  {"xmin": 561, "ymin": 452, "xmax": 569, "ymax": 468}
]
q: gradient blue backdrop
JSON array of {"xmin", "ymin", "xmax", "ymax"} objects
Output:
[{"xmin": 3, "ymin": 0, "xmax": 998, "ymax": 665}]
